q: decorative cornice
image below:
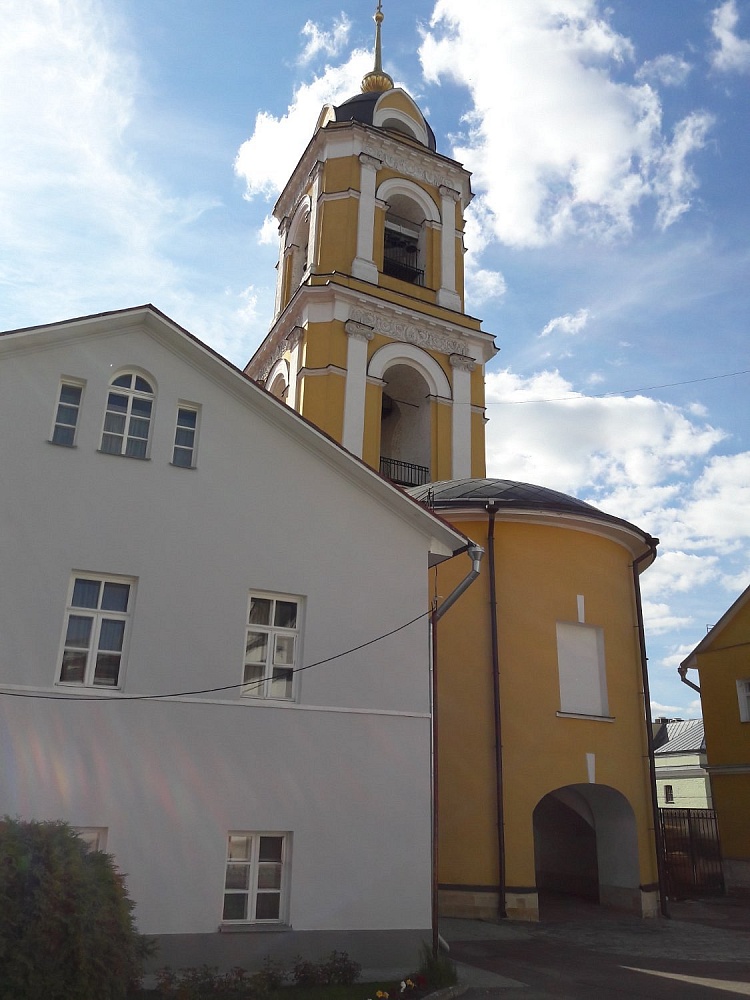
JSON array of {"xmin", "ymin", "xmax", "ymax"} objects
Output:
[
  {"xmin": 349, "ymin": 305, "xmax": 469, "ymax": 358},
  {"xmin": 363, "ymin": 135, "xmax": 467, "ymax": 197},
  {"xmin": 253, "ymin": 326, "xmax": 304, "ymax": 383}
]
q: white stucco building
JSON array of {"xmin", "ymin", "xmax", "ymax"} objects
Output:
[{"xmin": 0, "ymin": 305, "xmax": 471, "ymax": 971}]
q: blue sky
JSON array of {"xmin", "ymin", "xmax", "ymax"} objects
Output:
[{"xmin": 3, "ymin": 0, "xmax": 749, "ymax": 717}]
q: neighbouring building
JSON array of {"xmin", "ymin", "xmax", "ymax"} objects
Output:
[
  {"xmin": 680, "ymin": 585, "xmax": 750, "ymax": 894},
  {"xmin": 653, "ymin": 719, "xmax": 711, "ymax": 808}
]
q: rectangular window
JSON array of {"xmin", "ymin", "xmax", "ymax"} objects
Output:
[
  {"xmin": 738, "ymin": 679, "xmax": 750, "ymax": 723},
  {"xmin": 58, "ymin": 574, "xmax": 134, "ymax": 688},
  {"xmin": 664, "ymin": 785, "xmax": 674, "ymax": 804},
  {"xmin": 556, "ymin": 622, "xmax": 609, "ymax": 717},
  {"xmin": 223, "ymin": 832, "xmax": 288, "ymax": 923},
  {"xmin": 51, "ymin": 381, "xmax": 84, "ymax": 446},
  {"xmin": 243, "ymin": 593, "xmax": 301, "ymax": 700},
  {"xmin": 172, "ymin": 405, "xmax": 199, "ymax": 468}
]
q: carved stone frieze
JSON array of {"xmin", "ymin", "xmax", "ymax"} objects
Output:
[
  {"xmin": 349, "ymin": 306, "xmax": 468, "ymax": 358},
  {"xmin": 363, "ymin": 137, "xmax": 463, "ymax": 194}
]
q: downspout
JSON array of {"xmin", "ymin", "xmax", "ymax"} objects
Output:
[
  {"xmin": 431, "ymin": 542, "xmax": 484, "ymax": 957},
  {"xmin": 486, "ymin": 503, "xmax": 506, "ymax": 918},
  {"xmin": 632, "ymin": 539, "xmax": 669, "ymax": 918},
  {"xmin": 678, "ymin": 662, "xmax": 701, "ymax": 694}
]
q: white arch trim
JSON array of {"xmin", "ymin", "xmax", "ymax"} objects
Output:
[
  {"xmin": 266, "ymin": 358, "xmax": 290, "ymax": 398},
  {"xmin": 368, "ymin": 342, "xmax": 452, "ymax": 400},
  {"xmin": 373, "ymin": 90, "xmax": 429, "ymax": 147},
  {"xmin": 376, "ymin": 178, "xmax": 440, "ymax": 224},
  {"xmin": 285, "ymin": 195, "xmax": 311, "ymax": 249}
]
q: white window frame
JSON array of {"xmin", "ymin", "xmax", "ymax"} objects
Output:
[
  {"xmin": 100, "ymin": 371, "xmax": 155, "ymax": 459},
  {"xmin": 57, "ymin": 574, "xmax": 135, "ymax": 689},
  {"xmin": 222, "ymin": 832, "xmax": 290, "ymax": 924},
  {"xmin": 172, "ymin": 403, "xmax": 200, "ymax": 468},
  {"xmin": 51, "ymin": 379, "xmax": 85, "ymax": 447},
  {"xmin": 242, "ymin": 592, "xmax": 302, "ymax": 701},
  {"xmin": 737, "ymin": 679, "xmax": 750, "ymax": 723},
  {"xmin": 664, "ymin": 785, "xmax": 674, "ymax": 804},
  {"xmin": 556, "ymin": 621, "xmax": 609, "ymax": 718}
]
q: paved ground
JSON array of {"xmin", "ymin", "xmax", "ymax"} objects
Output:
[{"xmin": 440, "ymin": 896, "xmax": 750, "ymax": 998}]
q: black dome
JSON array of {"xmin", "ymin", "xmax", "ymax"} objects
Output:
[
  {"xmin": 333, "ymin": 92, "xmax": 437, "ymax": 151},
  {"xmin": 407, "ymin": 478, "xmax": 655, "ymax": 542}
]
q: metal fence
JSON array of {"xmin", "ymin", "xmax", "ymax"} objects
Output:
[{"xmin": 659, "ymin": 808, "xmax": 724, "ymax": 899}]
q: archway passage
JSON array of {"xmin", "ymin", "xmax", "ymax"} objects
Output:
[
  {"xmin": 379, "ymin": 364, "xmax": 431, "ymax": 486},
  {"xmin": 533, "ymin": 784, "xmax": 641, "ymax": 919}
]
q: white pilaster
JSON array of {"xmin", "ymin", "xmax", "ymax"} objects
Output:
[
  {"xmin": 286, "ymin": 327, "xmax": 304, "ymax": 411},
  {"xmin": 352, "ymin": 154, "xmax": 381, "ymax": 284},
  {"xmin": 273, "ymin": 220, "xmax": 288, "ymax": 319},
  {"xmin": 342, "ymin": 320, "xmax": 374, "ymax": 456},
  {"xmin": 307, "ymin": 161, "xmax": 324, "ymax": 273},
  {"xmin": 450, "ymin": 354, "xmax": 475, "ymax": 479},
  {"xmin": 437, "ymin": 186, "xmax": 462, "ymax": 312}
]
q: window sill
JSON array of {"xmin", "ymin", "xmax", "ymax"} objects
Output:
[
  {"xmin": 97, "ymin": 450, "xmax": 150, "ymax": 460},
  {"xmin": 48, "ymin": 440, "xmax": 77, "ymax": 448},
  {"xmin": 556, "ymin": 711, "xmax": 615, "ymax": 722},
  {"xmin": 219, "ymin": 923, "xmax": 291, "ymax": 934},
  {"xmin": 169, "ymin": 462, "xmax": 196, "ymax": 470}
]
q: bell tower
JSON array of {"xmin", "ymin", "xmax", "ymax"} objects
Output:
[{"xmin": 245, "ymin": 3, "xmax": 497, "ymax": 485}]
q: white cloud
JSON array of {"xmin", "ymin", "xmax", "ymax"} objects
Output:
[
  {"xmin": 419, "ymin": 0, "xmax": 712, "ymax": 248},
  {"xmin": 636, "ymin": 54, "xmax": 692, "ymax": 87},
  {"xmin": 640, "ymin": 551, "xmax": 720, "ymax": 597},
  {"xmin": 642, "ymin": 601, "xmax": 693, "ymax": 635},
  {"xmin": 711, "ymin": 0, "xmax": 750, "ymax": 73},
  {"xmin": 466, "ymin": 268, "xmax": 507, "ymax": 306},
  {"xmin": 298, "ymin": 14, "xmax": 351, "ymax": 65},
  {"xmin": 235, "ymin": 50, "xmax": 370, "ymax": 201},
  {"xmin": 258, "ymin": 215, "xmax": 279, "ymax": 246},
  {"xmin": 540, "ymin": 307, "xmax": 590, "ymax": 337}
]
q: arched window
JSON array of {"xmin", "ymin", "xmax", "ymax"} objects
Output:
[
  {"xmin": 286, "ymin": 198, "xmax": 311, "ymax": 300},
  {"xmin": 379, "ymin": 364, "xmax": 432, "ymax": 486},
  {"xmin": 100, "ymin": 372, "xmax": 155, "ymax": 459},
  {"xmin": 377, "ymin": 180, "xmax": 439, "ymax": 289}
]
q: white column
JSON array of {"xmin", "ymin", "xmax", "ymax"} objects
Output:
[
  {"xmin": 307, "ymin": 161, "xmax": 324, "ymax": 273},
  {"xmin": 273, "ymin": 220, "xmax": 288, "ymax": 319},
  {"xmin": 450, "ymin": 354, "xmax": 475, "ymax": 479},
  {"xmin": 437, "ymin": 186, "xmax": 462, "ymax": 311},
  {"xmin": 352, "ymin": 154, "xmax": 381, "ymax": 284},
  {"xmin": 286, "ymin": 327, "xmax": 304, "ymax": 411},
  {"xmin": 342, "ymin": 320, "xmax": 374, "ymax": 456}
]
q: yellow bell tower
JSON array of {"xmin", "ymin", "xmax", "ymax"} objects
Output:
[{"xmin": 245, "ymin": 3, "xmax": 497, "ymax": 485}]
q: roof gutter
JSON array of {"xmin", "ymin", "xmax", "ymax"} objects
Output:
[{"xmin": 678, "ymin": 661, "xmax": 701, "ymax": 694}]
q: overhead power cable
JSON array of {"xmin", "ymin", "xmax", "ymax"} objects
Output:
[
  {"xmin": 0, "ymin": 609, "xmax": 431, "ymax": 703},
  {"xmin": 494, "ymin": 368, "xmax": 750, "ymax": 405}
]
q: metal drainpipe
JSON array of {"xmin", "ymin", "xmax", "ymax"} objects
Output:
[
  {"xmin": 431, "ymin": 542, "xmax": 484, "ymax": 957},
  {"xmin": 632, "ymin": 539, "xmax": 669, "ymax": 918},
  {"xmin": 486, "ymin": 503, "xmax": 506, "ymax": 918}
]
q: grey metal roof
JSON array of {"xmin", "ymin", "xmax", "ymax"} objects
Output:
[
  {"xmin": 654, "ymin": 719, "xmax": 705, "ymax": 755},
  {"xmin": 407, "ymin": 478, "xmax": 655, "ymax": 543}
]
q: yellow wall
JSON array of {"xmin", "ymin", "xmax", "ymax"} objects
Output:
[{"xmin": 434, "ymin": 516, "xmax": 658, "ymax": 890}]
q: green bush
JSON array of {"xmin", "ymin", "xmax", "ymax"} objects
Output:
[{"xmin": 0, "ymin": 817, "xmax": 151, "ymax": 1000}]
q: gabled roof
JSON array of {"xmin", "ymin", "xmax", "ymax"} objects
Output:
[
  {"xmin": 0, "ymin": 304, "xmax": 469, "ymax": 566},
  {"xmin": 680, "ymin": 582, "xmax": 750, "ymax": 670},
  {"xmin": 654, "ymin": 719, "xmax": 705, "ymax": 755}
]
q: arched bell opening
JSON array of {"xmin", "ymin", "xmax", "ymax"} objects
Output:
[
  {"xmin": 383, "ymin": 195, "xmax": 426, "ymax": 287},
  {"xmin": 533, "ymin": 784, "xmax": 641, "ymax": 920},
  {"xmin": 379, "ymin": 364, "xmax": 431, "ymax": 487}
]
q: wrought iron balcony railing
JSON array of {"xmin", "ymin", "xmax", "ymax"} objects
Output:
[{"xmin": 380, "ymin": 456, "xmax": 430, "ymax": 487}]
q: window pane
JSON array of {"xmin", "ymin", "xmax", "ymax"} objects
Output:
[
  {"xmin": 274, "ymin": 601, "xmax": 298, "ymax": 629},
  {"xmin": 104, "ymin": 412, "xmax": 126, "ymax": 435},
  {"xmin": 259, "ymin": 837, "xmax": 283, "ymax": 863},
  {"xmin": 225, "ymin": 864, "xmax": 251, "ymax": 890},
  {"xmin": 177, "ymin": 408, "xmax": 197, "ymax": 429},
  {"xmin": 101, "ymin": 582, "xmax": 130, "ymax": 613},
  {"xmin": 254, "ymin": 893, "xmax": 280, "ymax": 920},
  {"xmin": 243, "ymin": 663, "xmax": 264, "ymax": 694},
  {"xmin": 134, "ymin": 376, "xmax": 153, "ymax": 393},
  {"xmin": 274, "ymin": 635, "xmax": 295, "ymax": 666},
  {"xmin": 174, "ymin": 427, "xmax": 195, "ymax": 448},
  {"xmin": 93, "ymin": 653, "xmax": 120, "ymax": 686},
  {"xmin": 245, "ymin": 632, "xmax": 268, "ymax": 663},
  {"xmin": 248, "ymin": 597, "xmax": 272, "ymax": 625},
  {"xmin": 257, "ymin": 863, "xmax": 282, "ymax": 890},
  {"xmin": 65, "ymin": 614, "xmax": 93, "ymax": 646},
  {"xmin": 106, "ymin": 392, "xmax": 128, "ymax": 413},
  {"xmin": 56, "ymin": 404, "xmax": 79, "ymax": 426},
  {"xmin": 128, "ymin": 416, "xmax": 150, "ymax": 440},
  {"xmin": 112, "ymin": 374, "xmax": 133, "ymax": 388},
  {"xmin": 98, "ymin": 618, "xmax": 125, "ymax": 652},
  {"xmin": 125, "ymin": 437, "xmax": 147, "ymax": 459},
  {"xmin": 228, "ymin": 835, "xmax": 251, "ymax": 860},
  {"xmin": 72, "ymin": 579, "xmax": 100, "ymax": 609},
  {"xmin": 60, "ymin": 650, "xmax": 87, "ymax": 683},
  {"xmin": 52, "ymin": 425, "xmax": 75, "ymax": 447},
  {"xmin": 131, "ymin": 397, "xmax": 152, "ymax": 418},
  {"xmin": 60, "ymin": 384, "xmax": 82, "ymax": 405},
  {"xmin": 270, "ymin": 668, "xmax": 293, "ymax": 699},
  {"xmin": 172, "ymin": 447, "xmax": 192, "ymax": 468},
  {"xmin": 101, "ymin": 433, "xmax": 123, "ymax": 455},
  {"xmin": 222, "ymin": 894, "xmax": 247, "ymax": 921}
]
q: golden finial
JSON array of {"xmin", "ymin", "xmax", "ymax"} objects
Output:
[{"xmin": 361, "ymin": 1, "xmax": 394, "ymax": 93}]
